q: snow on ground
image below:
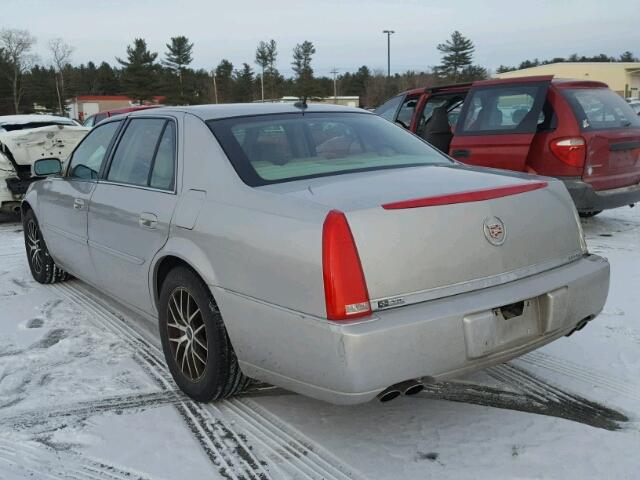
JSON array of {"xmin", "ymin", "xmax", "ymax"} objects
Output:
[{"xmin": 0, "ymin": 207, "xmax": 639, "ymax": 479}]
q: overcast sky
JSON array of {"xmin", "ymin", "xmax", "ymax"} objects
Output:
[{"xmin": 3, "ymin": 0, "xmax": 638, "ymax": 76}]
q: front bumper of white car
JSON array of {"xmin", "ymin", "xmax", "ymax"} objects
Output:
[{"xmin": 216, "ymin": 254, "xmax": 610, "ymax": 404}]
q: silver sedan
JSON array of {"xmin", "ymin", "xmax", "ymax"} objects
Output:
[{"xmin": 22, "ymin": 103, "xmax": 609, "ymax": 404}]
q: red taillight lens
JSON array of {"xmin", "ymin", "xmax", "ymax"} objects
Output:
[
  {"xmin": 549, "ymin": 137, "xmax": 586, "ymax": 168},
  {"xmin": 322, "ymin": 210, "xmax": 371, "ymax": 321}
]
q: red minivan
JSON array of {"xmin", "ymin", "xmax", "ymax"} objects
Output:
[{"xmin": 376, "ymin": 76, "xmax": 640, "ymax": 216}]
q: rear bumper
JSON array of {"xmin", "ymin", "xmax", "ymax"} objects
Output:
[
  {"xmin": 561, "ymin": 177, "xmax": 640, "ymax": 212},
  {"xmin": 216, "ymin": 254, "xmax": 609, "ymax": 404}
]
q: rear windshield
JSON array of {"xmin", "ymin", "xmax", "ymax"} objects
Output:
[
  {"xmin": 0, "ymin": 120, "xmax": 76, "ymax": 132},
  {"xmin": 207, "ymin": 112, "xmax": 452, "ymax": 186},
  {"xmin": 561, "ymin": 88, "xmax": 640, "ymax": 131}
]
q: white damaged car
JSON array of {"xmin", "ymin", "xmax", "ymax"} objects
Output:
[{"xmin": 0, "ymin": 115, "xmax": 89, "ymax": 214}]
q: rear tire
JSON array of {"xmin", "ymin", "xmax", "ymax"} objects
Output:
[
  {"xmin": 158, "ymin": 266, "xmax": 249, "ymax": 402},
  {"xmin": 23, "ymin": 209, "xmax": 69, "ymax": 284},
  {"xmin": 579, "ymin": 210, "xmax": 602, "ymax": 218}
]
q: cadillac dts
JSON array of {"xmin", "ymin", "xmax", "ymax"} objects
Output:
[{"xmin": 22, "ymin": 103, "xmax": 609, "ymax": 404}]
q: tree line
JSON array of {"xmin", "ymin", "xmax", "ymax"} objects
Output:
[{"xmin": 0, "ymin": 27, "xmax": 637, "ymax": 116}]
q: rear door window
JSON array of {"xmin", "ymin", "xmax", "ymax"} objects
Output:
[
  {"xmin": 562, "ymin": 88, "xmax": 640, "ymax": 130},
  {"xmin": 395, "ymin": 96, "xmax": 419, "ymax": 128},
  {"xmin": 107, "ymin": 118, "xmax": 175, "ymax": 189},
  {"xmin": 457, "ymin": 83, "xmax": 549, "ymax": 135}
]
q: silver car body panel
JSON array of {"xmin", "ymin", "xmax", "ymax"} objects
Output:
[{"xmin": 23, "ymin": 104, "xmax": 610, "ymax": 404}]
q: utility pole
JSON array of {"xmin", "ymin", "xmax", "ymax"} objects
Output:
[
  {"xmin": 382, "ymin": 30, "xmax": 395, "ymax": 78},
  {"xmin": 330, "ymin": 67, "xmax": 339, "ymax": 102},
  {"xmin": 212, "ymin": 70, "xmax": 218, "ymax": 104}
]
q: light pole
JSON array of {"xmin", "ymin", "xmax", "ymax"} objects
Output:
[{"xmin": 382, "ymin": 30, "xmax": 394, "ymax": 78}]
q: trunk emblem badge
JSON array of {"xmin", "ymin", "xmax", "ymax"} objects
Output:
[{"xmin": 483, "ymin": 216, "xmax": 506, "ymax": 246}]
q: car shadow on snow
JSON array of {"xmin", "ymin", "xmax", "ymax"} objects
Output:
[
  {"xmin": 240, "ymin": 362, "xmax": 629, "ymax": 432},
  {"xmin": 418, "ymin": 363, "xmax": 628, "ymax": 431}
]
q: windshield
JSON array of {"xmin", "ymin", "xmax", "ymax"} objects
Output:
[
  {"xmin": 561, "ymin": 88, "xmax": 640, "ymax": 131},
  {"xmin": 207, "ymin": 112, "xmax": 452, "ymax": 186}
]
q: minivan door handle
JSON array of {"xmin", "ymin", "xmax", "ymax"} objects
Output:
[
  {"xmin": 451, "ymin": 149, "xmax": 470, "ymax": 159},
  {"xmin": 73, "ymin": 198, "xmax": 85, "ymax": 210},
  {"xmin": 138, "ymin": 212, "xmax": 158, "ymax": 230}
]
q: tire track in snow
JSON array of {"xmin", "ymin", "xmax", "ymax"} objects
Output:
[
  {"xmin": 0, "ymin": 437, "xmax": 155, "ymax": 480},
  {"xmin": 483, "ymin": 363, "xmax": 628, "ymax": 430},
  {"xmin": 54, "ymin": 281, "xmax": 270, "ymax": 480},
  {"xmin": 56, "ymin": 281, "xmax": 364, "ymax": 480},
  {"xmin": 0, "ymin": 391, "xmax": 183, "ymax": 429},
  {"xmin": 515, "ymin": 350, "xmax": 640, "ymax": 402},
  {"xmin": 214, "ymin": 398, "xmax": 359, "ymax": 480}
]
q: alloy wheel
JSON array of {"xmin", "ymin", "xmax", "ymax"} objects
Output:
[
  {"xmin": 167, "ymin": 287, "xmax": 208, "ymax": 381},
  {"xmin": 26, "ymin": 220, "xmax": 44, "ymax": 274}
]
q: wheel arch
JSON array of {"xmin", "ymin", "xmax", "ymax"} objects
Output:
[
  {"xmin": 150, "ymin": 238, "xmax": 219, "ymax": 311},
  {"xmin": 21, "ymin": 199, "xmax": 33, "ymax": 216}
]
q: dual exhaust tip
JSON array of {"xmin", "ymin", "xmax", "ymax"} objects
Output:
[{"xmin": 377, "ymin": 379, "xmax": 425, "ymax": 402}]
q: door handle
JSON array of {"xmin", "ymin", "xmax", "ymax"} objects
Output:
[
  {"xmin": 73, "ymin": 198, "xmax": 85, "ymax": 210},
  {"xmin": 138, "ymin": 213, "xmax": 158, "ymax": 230},
  {"xmin": 451, "ymin": 149, "xmax": 470, "ymax": 159}
]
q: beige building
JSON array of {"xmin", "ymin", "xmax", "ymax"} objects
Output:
[{"xmin": 495, "ymin": 62, "xmax": 640, "ymax": 99}]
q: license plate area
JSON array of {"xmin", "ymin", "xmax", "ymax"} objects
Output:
[{"xmin": 463, "ymin": 298, "xmax": 541, "ymax": 359}]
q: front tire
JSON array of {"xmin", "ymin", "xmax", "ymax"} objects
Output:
[
  {"xmin": 23, "ymin": 209, "xmax": 69, "ymax": 284},
  {"xmin": 158, "ymin": 266, "xmax": 249, "ymax": 402}
]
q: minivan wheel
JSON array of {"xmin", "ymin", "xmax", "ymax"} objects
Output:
[
  {"xmin": 158, "ymin": 266, "xmax": 249, "ymax": 402},
  {"xmin": 23, "ymin": 209, "xmax": 69, "ymax": 284},
  {"xmin": 579, "ymin": 210, "xmax": 602, "ymax": 218}
]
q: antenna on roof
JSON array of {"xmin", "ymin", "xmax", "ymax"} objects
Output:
[{"xmin": 294, "ymin": 96, "xmax": 308, "ymax": 112}]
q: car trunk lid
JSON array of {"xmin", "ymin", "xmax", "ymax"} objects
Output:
[{"xmin": 262, "ymin": 165, "xmax": 584, "ymax": 307}]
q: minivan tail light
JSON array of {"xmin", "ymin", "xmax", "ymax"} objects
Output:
[
  {"xmin": 550, "ymin": 137, "xmax": 586, "ymax": 168},
  {"xmin": 322, "ymin": 210, "xmax": 371, "ymax": 321}
]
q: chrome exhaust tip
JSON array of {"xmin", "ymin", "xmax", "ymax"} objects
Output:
[
  {"xmin": 377, "ymin": 388, "xmax": 401, "ymax": 403},
  {"xmin": 565, "ymin": 315, "xmax": 594, "ymax": 337},
  {"xmin": 378, "ymin": 379, "xmax": 425, "ymax": 402},
  {"xmin": 396, "ymin": 379, "xmax": 425, "ymax": 396},
  {"xmin": 403, "ymin": 382, "xmax": 425, "ymax": 396}
]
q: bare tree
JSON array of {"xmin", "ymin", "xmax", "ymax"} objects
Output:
[
  {"xmin": 0, "ymin": 28, "xmax": 36, "ymax": 113},
  {"xmin": 49, "ymin": 38, "xmax": 74, "ymax": 115}
]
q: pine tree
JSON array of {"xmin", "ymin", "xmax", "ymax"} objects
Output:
[
  {"xmin": 233, "ymin": 63, "xmax": 254, "ymax": 102},
  {"xmin": 292, "ymin": 41, "xmax": 316, "ymax": 98},
  {"xmin": 117, "ymin": 38, "xmax": 158, "ymax": 104},
  {"xmin": 95, "ymin": 62, "xmax": 120, "ymax": 94},
  {"xmin": 255, "ymin": 39, "xmax": 278, "ymax": 100},
  {"xmin": 214, "ymin": 59, "xmax": 234, "ymax": 103},
  {"xmin": 619, "ymin": 51, "xmax": 638, "ymax": 62},
  {"xmin": 163, "ymin": 36, "xmax": 193, "ymax": 103},
  {"xmin": 436, "ymin": 31, "xmax": 474, "ymax": 82}
]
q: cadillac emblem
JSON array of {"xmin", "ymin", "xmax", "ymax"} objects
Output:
[{"xmin": 483, "ymin": 216, "xmax": 506, "ymax": 246}]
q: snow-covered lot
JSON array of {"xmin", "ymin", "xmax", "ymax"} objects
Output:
[{"xmin": 0, "ymin": 208, "xmax": 638, "ymax": 480}]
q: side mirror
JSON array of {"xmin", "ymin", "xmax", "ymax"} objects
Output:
[{"xmin": 33, "ymin": 158, "xmax": 62, "ymax": 176}]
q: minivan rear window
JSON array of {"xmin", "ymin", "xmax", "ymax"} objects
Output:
[
  {"xmin": 561, "ymin": 88, "xmax": 640, "ymax": 131},
  {"xmin": 207, "ymin": 112, "xmax": 452, "ymax": 186}
]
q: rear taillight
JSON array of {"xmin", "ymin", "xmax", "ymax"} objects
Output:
[
  {"xmin": 322, "ymin": 210, "xmax": 371, "ymax": 321},
  {"xmin": 549, "ymin": 137, "xmax": 586, "ymax": 168}
]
